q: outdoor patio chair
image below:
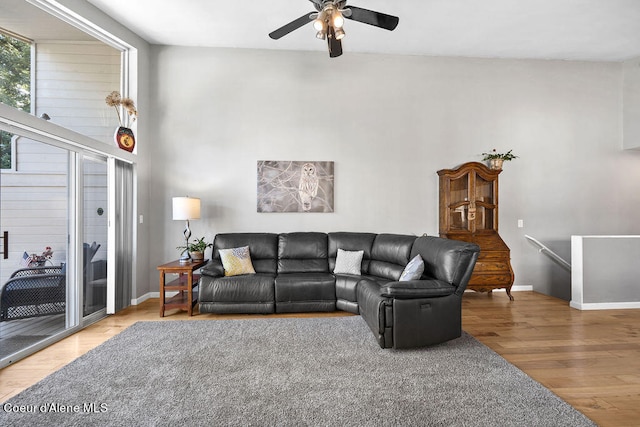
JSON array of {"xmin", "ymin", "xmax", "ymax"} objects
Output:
[{"xmin": 0, "ymin": 266, "xmax": 66, "ymax": 322}]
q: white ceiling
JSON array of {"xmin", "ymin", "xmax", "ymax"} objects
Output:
[
  {"xmin": 2, "ymin": 0, "xmax": 640, "ymax": 61},
  {"xmin": 84, "ymin": 0, "xmax": 640, "ymax": 61}
]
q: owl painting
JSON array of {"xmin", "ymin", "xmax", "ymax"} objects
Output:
[
  {"xmin": 257, "ymin": 160, "xmax": 334, "ymax": 213},
  {"xmin": 298, "ymin": 163, "xmax": 319, "ymax": 211}
]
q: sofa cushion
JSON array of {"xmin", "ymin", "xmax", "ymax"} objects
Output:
[
  {"xmin": 213, "ymin": 233, "xmax": 278, "ymax": 274},
  {"xmin": 219, "ymin": 246, "xmax": 256, "ymax": 277},
  {"xmin": 198, "ymin": 273, "xmax": 276, "ymax": 314},
  {"xmin": 335, "ymin": 273, "xmax": 387, "ymax": 303},
  {"xmin": 199, "ymin": 273, "xmax": 275, "ymax": 303},
  {"xmin": 369, "ymin": 234, "xmax": 416, "ymax": 281},
  {"xmin": 328, "ymin": 232, "xmax": 376, "ymax": 273},
  {"xmin": 399, "ymin": 254, "xmax": 424, "ymax": 281},
  {"xmin": 274, "ymin": 272, "xmax": 336, "ymax": 312},
  {"xmin": 277, "ymin": 232, "xmax": 329, "ymax": 274},
  {"xmin": 333, "ymin": 249, "xmax": 364, "ymax": 275}
]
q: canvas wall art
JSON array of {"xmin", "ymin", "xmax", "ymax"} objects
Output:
[{"xmin": 257, "ymin": 161, "xmax": 334, "ymax": 213}]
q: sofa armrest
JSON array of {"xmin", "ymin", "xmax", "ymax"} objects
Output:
[
  {"xmin": 201, "ymin": 259, "xmax": 224, "ymax": 277},
  {"xmin": 411, "ymin": 236, "xmax": 480, "ymax": 295},
  {"xmin": 380, "ymin": 279, "xmax": 456, "ymax": 299}
]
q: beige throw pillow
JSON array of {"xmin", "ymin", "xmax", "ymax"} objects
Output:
[{"xmin": 219, "ymin": 246, "xmax": 256, "ymax": 277}]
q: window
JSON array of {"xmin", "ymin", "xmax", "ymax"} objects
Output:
[{"xmin": 0, "ymin": 31, "xmax": 31, "ymax": 170}]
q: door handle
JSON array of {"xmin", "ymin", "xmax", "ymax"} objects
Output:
[{"xmin": 1, "ymin": 231, "xmax": 7, "ymax": 259}]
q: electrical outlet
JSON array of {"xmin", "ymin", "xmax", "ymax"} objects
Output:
[{"xmin": 517, "ymin": 219, "xmax": 524, "ymax": 228}]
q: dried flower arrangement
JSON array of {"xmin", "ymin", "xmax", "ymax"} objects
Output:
[{"xmin": 105, "ymin": 91, "xmax": 138, "ymax": 128}]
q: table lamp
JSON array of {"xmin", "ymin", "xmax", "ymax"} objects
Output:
[{"xmin": 172, "ymin": 196, "xmax": 201, "ymax": 263}]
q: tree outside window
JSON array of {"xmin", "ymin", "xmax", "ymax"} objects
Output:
[{"xmin": 0, "ymin": 32, "xmax": 31, "ymax": 169}]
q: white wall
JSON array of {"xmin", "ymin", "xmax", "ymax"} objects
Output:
[
  {"xmin": 623, "ymin": 57, "xmax": 640, "ymax": 149},
  {"xmin": 148, "ymin": 46, "xmax": 640, "ymax": 300},
  {"xmin": 571, "ymin": 235, "xmax": 640, "ymax": 309}
]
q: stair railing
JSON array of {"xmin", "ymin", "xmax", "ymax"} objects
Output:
[{"xmin": 524, "ymin": 234, "xmax": 571, "ymax": 272}]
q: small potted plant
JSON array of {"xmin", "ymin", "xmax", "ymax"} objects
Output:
[
  {"xmin": 177, "ymin": 237, "xmax": 212, "ymax": 262},
  {"xmin": 481, "ymin": 149, "xmax": 518, "ymax": 170}
]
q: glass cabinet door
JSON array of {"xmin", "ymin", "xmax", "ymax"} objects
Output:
[
  {"xmin": 448, "ymin": 175, "xmax": 470, "ymax": 231},
  {"xmin": 475, "ymin": 206, "xmax": 495, "ymax": 231},
  {"xmin": 475, "ymin": 175, "xmax": 494, "ymax": 204},
  {"xmin": 474, "ymin": 175, "xmax": 496, "ymax": 231}
]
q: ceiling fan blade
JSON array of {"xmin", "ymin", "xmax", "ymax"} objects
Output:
[
  {"xmin": 269, "ymin": 13, "xmax": 314, "ymax": 40},
  {"xmin": 327, "ymin": 27, "xmax": 343, "ymax": 58},
  {"xmin": 345, "ymin": 6, "xmax": 399, "ymax": 31}
]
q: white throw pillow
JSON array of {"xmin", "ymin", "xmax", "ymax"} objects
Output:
[
  {"xmin": 399, "ymin": 254, "xmax": 425, "ymax": 281},
  {"xmin": 333, "ymin": 249, "xmax": 364, "ymax": 275}
]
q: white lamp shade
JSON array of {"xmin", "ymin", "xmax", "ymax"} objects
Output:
[{"xmin": 172, "ymin": 197, "xmax": 201, "ymax": 220}]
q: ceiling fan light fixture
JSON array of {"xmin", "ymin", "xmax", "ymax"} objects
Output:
[
  {"xmin": 313, "ymin": 9, "xmax": 328, "ymax": 31},
  {"xmin": 268, "ymin": 0, "xmax": 399, "ymax": 58},
  {"xmin": 332, "ymin": 10, "xmax": 345, "ymax": 28}
]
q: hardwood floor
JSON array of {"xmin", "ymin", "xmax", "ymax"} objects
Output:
[
  {"xmin": 462, "ymin": 292, "xmax": 640, "ymax": 427},
  {"xmin": 1, "ymin": 291, "xmax": 639, "ymax": 426}
]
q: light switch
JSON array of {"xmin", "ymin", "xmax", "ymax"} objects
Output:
[{"xmin": 517, "ymin": 219, "xmax": 524, "ymax": 228}]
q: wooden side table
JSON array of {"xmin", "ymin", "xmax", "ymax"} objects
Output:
[{"xmin": 157, "ymin": 259, "xmax": 208, "ymax": 317}]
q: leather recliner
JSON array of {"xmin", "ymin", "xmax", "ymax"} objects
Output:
[
  {"xmin": 198, "ymin": 233, "xmax": 278, "ymax": 314},
  {"xmin": 357, "ymin": 236, "xmax": 480, "ymax": 349}
]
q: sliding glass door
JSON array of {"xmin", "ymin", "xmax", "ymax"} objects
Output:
[
  {"xmin": 82, "ymin": 156, "xmax": 108, "ymax": 318},
  {"xmin": 0, "ymin": 132, "xmax": 120, "ymax": 366},
  {"xmin": 0, "ymin": 136, "xmax": 72, "ymax": 362}
]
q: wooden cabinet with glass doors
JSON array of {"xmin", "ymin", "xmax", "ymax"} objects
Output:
[{"xmin": 437, "ymin": 162, "xmax": 515, "ymax": 300}]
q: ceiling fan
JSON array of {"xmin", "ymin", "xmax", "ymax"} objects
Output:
[{"xmin": 268, "ymin": 0, "xmax": 399, "ymax": 58}]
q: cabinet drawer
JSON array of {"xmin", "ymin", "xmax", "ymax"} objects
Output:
[
  {"xmin": 469, "ymin": 273, "xmax": 512, "ymax": 285},
  {"xmin": 477, "ymin": 251, "xmax": 510, "ymax": 261},
  {"xmin": 473, "ymin": 261, "xmax": 509, "ymax": 273}
]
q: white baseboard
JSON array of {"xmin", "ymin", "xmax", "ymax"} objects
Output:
[
  {"xmin": 131, "ymin": 291, "xmax": 179, "ymax": 306},
  {"xmin": 131, "ymin": 292, "xmax": 152, "ymax": 305},
  {"xmin": 509, "ymin": 285, "xmax": 533, "ymax": 292},
  {"xmin": 570, "ymin": 301, "xmax": 640, "ymax": 310}
]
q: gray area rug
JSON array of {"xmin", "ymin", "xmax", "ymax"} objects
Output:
[{"xmin": 0, "ymin": 317, "xmax": 595, "ymax": 426}]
